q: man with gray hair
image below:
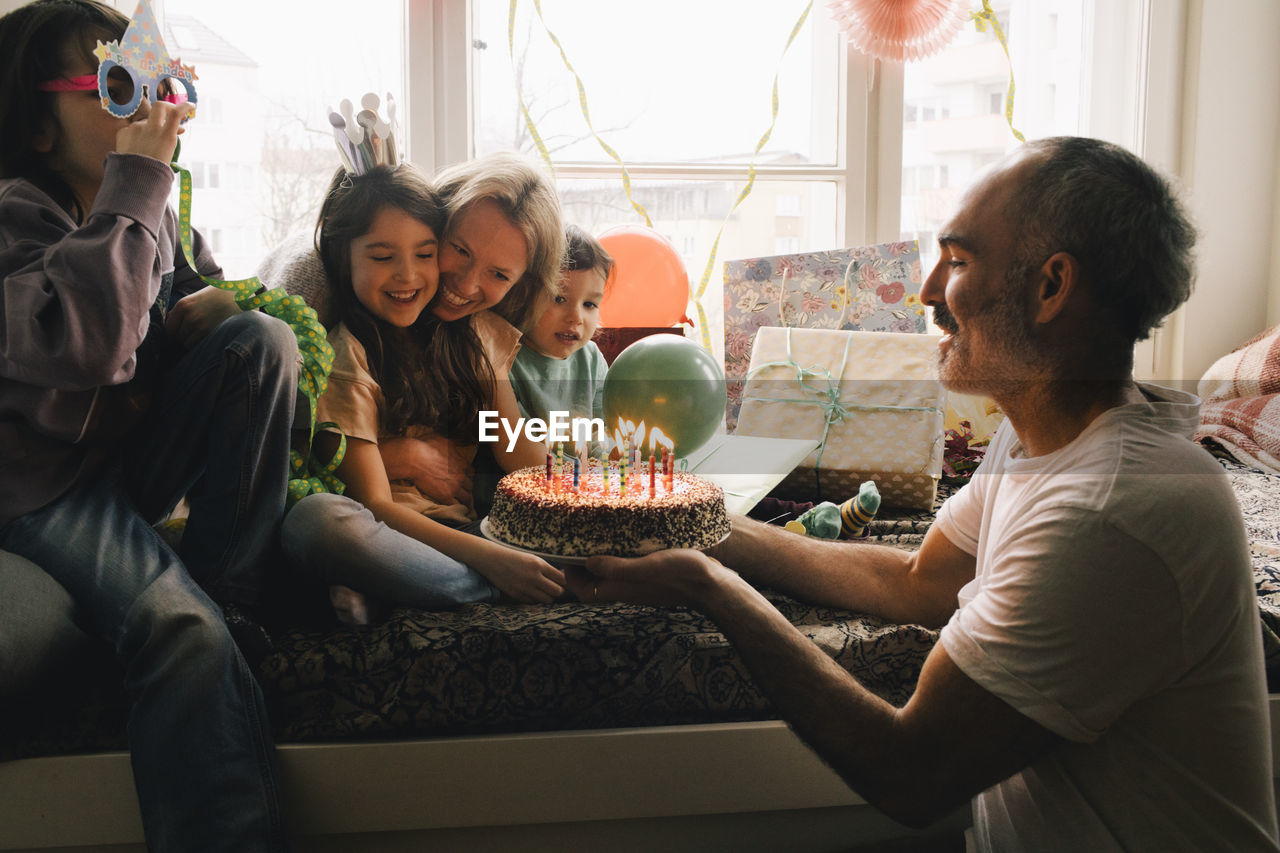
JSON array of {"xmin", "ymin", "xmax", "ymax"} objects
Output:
[{"xmin": 571, "ymin": 137, "xmax": 1278, "ymax": 850}]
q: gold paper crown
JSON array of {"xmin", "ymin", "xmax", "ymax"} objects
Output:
[{"xmin": 329, "ymin": 92, "xmax": 399, "ymax": 176}]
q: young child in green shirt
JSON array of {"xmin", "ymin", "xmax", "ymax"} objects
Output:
[{"xmin": 508, "ymin": 224, "xmax": 611, "ymax": 431}]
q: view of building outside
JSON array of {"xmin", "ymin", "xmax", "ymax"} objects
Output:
[
  {"xmin": 157, "ymin": 0, "xmax": 402, "ymax": 278},
  {"xmin": 473, "ymin": 0, "xmax": 840, "ymax": 362},
  {"xmin": 901, "ymin": 0, "xmax": 1087, "ymax": 270},
  {"xmin": 150, "ymin": 0, "xmax": 1093, "ymax": 354}
]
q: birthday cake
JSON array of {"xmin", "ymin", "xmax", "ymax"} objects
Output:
[{"xmin": 487, "ymin": 467, "xmax": 731, "ymax": 557}]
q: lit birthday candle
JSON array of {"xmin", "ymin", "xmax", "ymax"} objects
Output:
[
  {"xmin": 621, "ymin": 430, "xmax": 630, "ymax": 494},
  {"xmin": 555, "ymin": 441, "xmax": 564, "ymax": 493},
  {"xmin": 601, "ymin": 447, "xmax": 610, "ymax": 495},
  {"xmin": 633, "ymin": 421, "xmax": 646, "ymax": 482},
  {"xmin": 544, "ymin": 440, "xmax": 552, "ymax": 490},
  {"xmin": 650, "ymin": 427, "xmax": 673, "ymax": 494},
  {"xmin": 573, "ymin": 442, "xmax": 583, "ymax": 493}
]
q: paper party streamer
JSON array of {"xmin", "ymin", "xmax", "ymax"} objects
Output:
[
  {"xmin": 689, "ymin": 0, "xmax": 814, "ymax": 355},
  {"xmin": 516, "ymin": 0, "xmax": 654, "ymax": 228},
  {"xmin": 970, "ymin": 0, "xmax": 1025, "ymax": 142},
  {"xmin": 508, "ymin": 0, "xmax": 819, "ymax": 353},
  {"xmin": 170, "ymin": 160, "xmax": 345, "ymax": 505}
]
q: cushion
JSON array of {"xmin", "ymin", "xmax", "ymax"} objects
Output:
[{"xmin": 1195, "ymin": 324, "xmax": 1280, "ymax": 474}]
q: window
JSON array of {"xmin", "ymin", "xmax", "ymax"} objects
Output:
[
  {"xmin": 898, "ymin": 0, "xmax": 1149, "ymax": 275},
  {"xmin": 775, "ymin": 194, "xmax": 803, "ymax": 218},
  {"xmin": 156, "ymin": 0, "xmax": 403, "ymax": 278},
  {"xmin": 148, "ymin": 0, "xmax": 1165, "ymax": 368},
  {"xmin": 465, "ymin": 0, "xmax": 850, "ymax": 360}
]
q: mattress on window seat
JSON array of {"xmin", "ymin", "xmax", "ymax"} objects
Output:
[
  {"xmin": 1, "ymin": 505, "xmax": 941, "ymax": 760},
  {"xmin": 8, "ymin": 457, "xmax": 1277, "ymax": 760}
]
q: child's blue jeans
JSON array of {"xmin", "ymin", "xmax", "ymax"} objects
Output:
[
  {"xmin": 0, "ymin": 310, "xmax": 297, "ymax": 852},
  {"xmin": 282, "ymin": 492, "xmax": 500, "ymax": 609}
]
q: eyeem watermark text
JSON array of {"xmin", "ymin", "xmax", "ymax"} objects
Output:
[{"xmin": 478, "ymin": 411, "xmax": 605, "ymax": 452}]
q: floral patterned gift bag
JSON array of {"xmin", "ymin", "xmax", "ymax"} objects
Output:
[{"xmin": 723, "ymin": 241, "xmax": 926, "ymax": 430}]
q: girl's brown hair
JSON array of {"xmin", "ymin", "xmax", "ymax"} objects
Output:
[
  {"xmin": 316, "ymin": 164, "xmax": 493, "ymax": 440},
  {"xmin": 0, "ymin": 0, "xmax": 129, "ymax": 221}
]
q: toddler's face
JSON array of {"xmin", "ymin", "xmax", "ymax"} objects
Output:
[
  {"xmin": 524, "ymin": 267, "xmax": 605, "ymax": 359},
  {"xmin": 349, "ymin": 206, "xmax": 439, "ymax": 328}
]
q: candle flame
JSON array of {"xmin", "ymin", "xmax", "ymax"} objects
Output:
[
  {"xmin": 633, "ymin": 420, "xmax": 646, "ymax": 451},
  {"xmin": 649, "ymin": 426, "xmax": 674, "ymax": 453}
]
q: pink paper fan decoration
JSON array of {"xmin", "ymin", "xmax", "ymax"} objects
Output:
[{"xmin": 828, "ymin": 0, "xmax": 970, "ymax": 63}]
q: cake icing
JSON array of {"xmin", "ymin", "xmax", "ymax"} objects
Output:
[{"xmin": 487, "ymin": 467, "xmax": 730, "ymax": 557}]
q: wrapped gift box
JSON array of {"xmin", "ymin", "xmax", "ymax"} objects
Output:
[
  {"xmin": 734, "ymin": 327, "xmax": 947, "ymax": 509},
  {"xmin": 723, "ymin": 241, "xmax": 927, "ymax": 431}
]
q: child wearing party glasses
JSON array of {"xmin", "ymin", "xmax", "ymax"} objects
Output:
[{"xmin": 0, "ymin": 1, "xmax": 293, "ymax": 849}]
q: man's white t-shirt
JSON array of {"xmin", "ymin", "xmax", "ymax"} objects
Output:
[{"xmin": 934, "ymin": 383, "xmax": 1278, "ymax": 852}]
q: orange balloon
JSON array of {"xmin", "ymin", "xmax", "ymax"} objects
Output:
[{"xmin": 597, "ymin": 225, "xmax": 692, "ymax": 328}]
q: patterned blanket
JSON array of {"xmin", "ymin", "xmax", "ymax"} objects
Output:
[
  {"xmin": 1, "ymin": 507, "xmax": 940, "ymax": 760},
  {"xmin": 6, "ymin": 460, "xmax": 1280, "ymax": 759}
]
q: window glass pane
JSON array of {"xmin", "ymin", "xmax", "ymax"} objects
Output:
[
  {"xmin": 900, "ymin": 0, "xmax": 1087, "ymax": 269},
  {"xmin": 158, "ymin": 0, "xmax": 403, "ymax": 277},
  {"xmin": 557, "ymin": 177, "xmax": 838, "ymax": 362},
  {"xmin": 471, "ymin": 0, "xmax": 839, "ymax": 166}
]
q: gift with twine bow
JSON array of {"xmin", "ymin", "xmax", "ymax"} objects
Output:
[{"xmin": 735, "ymin": 326, "xmax": 946, "ymax": 510}]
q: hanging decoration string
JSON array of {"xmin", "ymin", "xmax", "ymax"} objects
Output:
[
  {"xmin": 971, "ymin": 0, "xmax": 1025, "ymax": 142},
  {"xmin": 518, "ymin": 0, "xmax": 654, "ymax": 227},
  {"xmin": 170, "ymin": 158, "xmax": 345, "ymax": 505},
  {"xmin": 507, "ymin": 0, "xmax": 557, "ymax": 177},
  {"xmin": 509, "ymin": 0, "xmax": 812, "ymax": 354},
  {"xmin": 688, "ymin": 0, "xmax": 813, "ymax": 355}
]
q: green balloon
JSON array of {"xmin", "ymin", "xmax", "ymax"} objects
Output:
[{"xmin": 603, "ymin": 336, "xmax": 726, "ymax": 458}]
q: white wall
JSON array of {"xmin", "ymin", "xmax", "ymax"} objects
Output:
[
  {"xmin": 1272, "ymin": 144, "xmax": 1280, "ymax": 327},
  {"xmin": 1176, "ymin": 0, "xmax": 1280, "ymax": 378}
]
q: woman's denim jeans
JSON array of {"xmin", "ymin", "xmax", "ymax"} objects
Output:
[{"xmin": 0, "ymin": 311, "xmax": 297, "ymax": 852}]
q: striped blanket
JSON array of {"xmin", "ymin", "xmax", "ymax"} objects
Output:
[{"xmin": 1196, "ymin": 325, "xmax": 1280, "ymax": 475}]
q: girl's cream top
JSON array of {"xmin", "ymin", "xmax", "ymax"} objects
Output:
[{"xmin": 317, "ymin": 310, "xmax": 521, "ymax": 523}]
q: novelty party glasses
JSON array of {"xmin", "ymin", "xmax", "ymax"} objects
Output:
[
  {"xmin": 37, "ymin": 65, "xmax": 191, "ymax": 112},
  {"xmin": 92, "ymin": 0, "xmax": 197, "ymax": 120}
]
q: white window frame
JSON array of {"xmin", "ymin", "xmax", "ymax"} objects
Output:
[
  {"xmin": 407, "ymin": 0, "xmax": 878, "ymax": 252},
  {"xmin": 407, "ymin": 0, "xmax": 1188, "ymax": 377}
]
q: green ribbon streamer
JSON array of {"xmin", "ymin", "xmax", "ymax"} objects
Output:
[
  {"xmin": 741, "ymin": 328, "xmax": 941, "ymax": 500},
  {"xmin": 171, "ymin": 159, "xmax": 345, "ymax": 505}
]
